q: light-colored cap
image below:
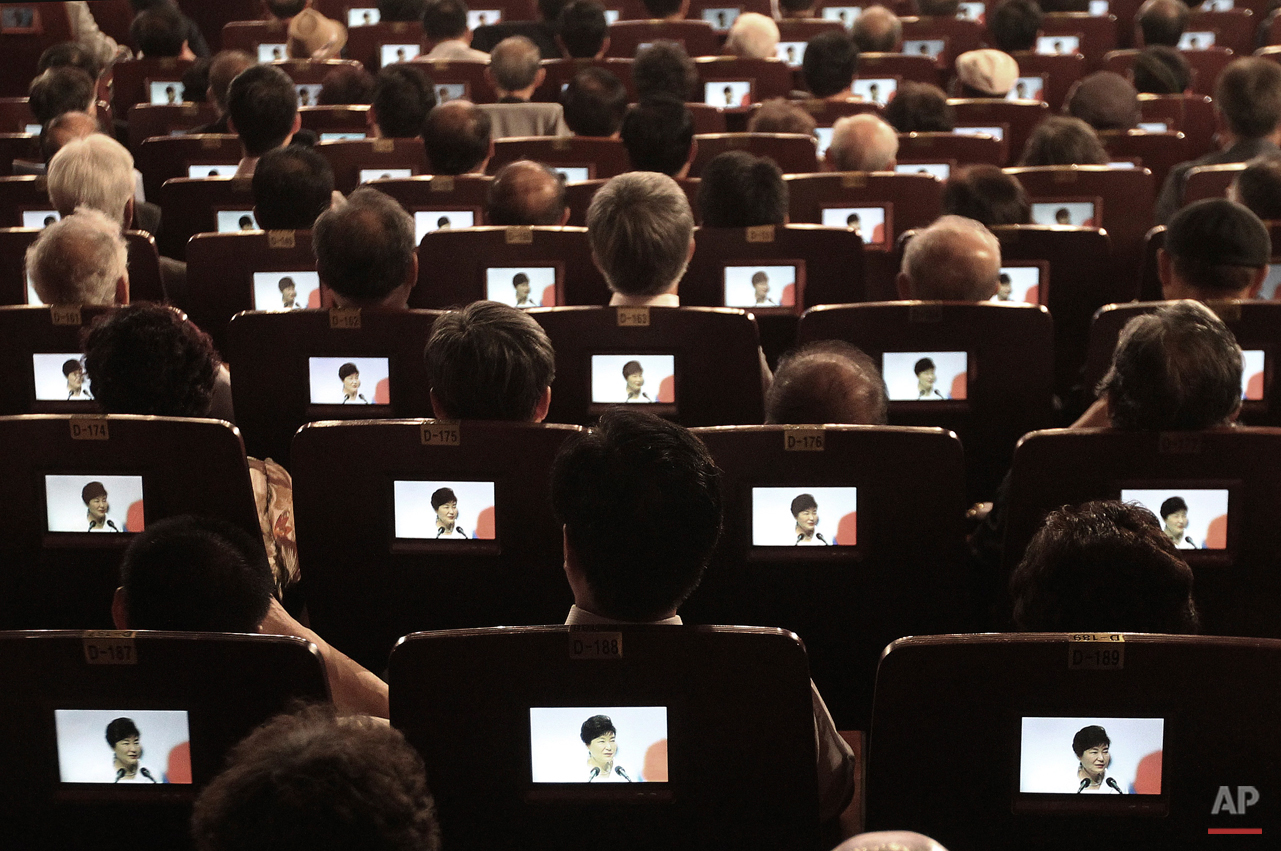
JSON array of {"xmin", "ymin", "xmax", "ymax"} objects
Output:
[{"xmin": 955, "ymin": 49, "xmax": 1019, "ymax": 97}]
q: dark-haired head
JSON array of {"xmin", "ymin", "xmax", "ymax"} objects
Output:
[
  {"xmin": 621, "ymin": 96, "xmax": 694, "ymax": 176},
  {"xmin": 766, "ymin": 340, "xmax": 888, "ymax": 425},
  {"xmin": 1072, "ymin": 725, "xmax": 1110, "ymax": 757},
  {"xmin": 227, "ymin": 64, "xmax": 299, "ymax": 156},
  {"xmin": 697, "ymin": 151, "xmax": 787, "ymax": 227},
  {"xmin": 252, "ymin": 146, "xmax": 335, "ymax": 229},
  {"xmin": 580, "ymin": 714, "xmax": 616, "ymax": 744}
]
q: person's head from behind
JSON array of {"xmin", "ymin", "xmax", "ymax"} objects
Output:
[
  {"xmin": 1137, "ymin": 0, "xmax": 1188, "ymax": 48},
  {"xmin": 206, "ymin": 50, "xmax": 256, "ymax": 112},
  {"xmin": 265, "ymin": 0, "xmax": 308, "ymax": 18},
  {"xmin": 114, "ymin": 515, "xmax": 274, "ymax": 633},
  {"xmin": 41, "ymin": 110, "xmax": 98, "ymax": 163},
  {"xmin": 851, "ymin": 5, "xmax": 902, "ymax": 53},
  {"xmin": 1010, "ymin": 499, "xmax": 1200, "ymax": 633},
  {"xmin": 1230, "ymin": 154, "xmax": 1281, "ymax": 220},
  {"xmin": 1215, "ymin": 58, "xmax": 1281, "ymax": 142},
  {"xmin": 942, "ymin": 164, "xmax": 1032, "ymax": 225},
  {"xmin": 83, "ymin": 303, "xmax": 219, "ymax": 416},
  {"xmin": 766, "ymin": 340, "xmax": 889, "ymax": 425},
  {"xmin": 1159, "ymin": 198, "xmax": 1270, "ymax": 300},
  {"xmin": 725, "ymin": 12, "xmax": 780, "ymax": 59},
  {"xmin": 898, "ymin": 214, "xmax": 1003, "ymax": 300},
  {"xmin": 641, "ymin": 0, "xmax": 686, "ymax": 19},
  {"xmin": 826, "ymin": 113, "xmax": 899, "ymax": 172},
  {"xmin": 558, "ymin": 0, "xmax": 609, "ymax": 58},
  {"xmin": 488, "ymin": 36, "xmax": 544, "ymax": 98},
  {"xmin": 486, "ymin": 160, "xmax": 568, "ymax": 225},
  {"xmin": 1132, "ymin": 45, "xmax": 1190, "ymax": 94},
  {"xmin": 227, "ymin": 64, "xmax": 300, "ymax": 156},
  {"xmin": 633, "ymin": 41, "xmax": 697, "ymax": 101},
  {"xmin": 424, "ymin": 300, "xmax": 556, "ymax": 420},
  {"xmin": 697, "ymin": 150, "xmax": 788, "ymax": 227},
  {"xmin": 319, "ymin": 64, "xmax": 375, "ymax": 105},
  {"xmin": 988, "ymin": 0, "xmax": 1042, "ymax": 52},
  {"xmin": 1066, "ymin": 71, "xmax": 1139, "ymax": 132},
  {"xmin": 372, "ymin": 63, "xmax": 437, "ymax": 138},
  {"xmin": 620, "ymin": 95, "xmax": 694, "ymax": 176},
  {"xmin": 192, "ymin": 705, "xmax": 441, "ymax": 851},
  {"xmin": 27, "ymin": 208, "xmax": 128, "ymax": 306},
  {"xmin": 47, "ymin": 133, "xmax": 136, "ymax": 225},
  {"xmin": 1018, "ymin": 115, "xmax": 1110, "ymax": 166},
  {"xmin": 380, "ymin": 0, "xmax": 428, "ymax": 21},
  {"xmin": 747, "ymin": 99, "xmax": 817, "ymax": 136},
  {"xmin": 588, "ymin": 172, "xmax": 694, "ymax": 297},
  {"xmin": 130, "ymin": 5, "xmax": 189, "ymax": 58},
  {"xmin": 423, "ymin": 0, "xmax": 470, "ymax": 41},
  {"xmin": 954, "ymin": 48, "xmax": 1020, "ymax": 97},
  {"xmin": 884, "ymin": 81, "xmax": 954, "ymax": 133},
  {"xmin": 551, "ymin": 410, "xmax": 723, "ymax": 621},
  {"xmin": 802, "ymin": 30, "xmax": 859, "ymax": 98},
  {"xmin": 313, "ymin": 187, "xmax": 418, "ymax": 308},
  {"xmin": 28, "ymin": 66, "xmax": 95, "ymax": 125},
  {"xmin": 1100, "ymin": 300, "xmax": 1243, "ymax": 430},
  {"xmin": 422, "ymin": 100, "xmax": 492, "ymax": 174},
  {"xmin": 38, "ymin": 41, "xmax": 101, "ymax": 83},
  {"xmin": 779, "ymin": 0, "xmax": 817, "ymax": 16},
  {"xmin": 561, "ymin": 67, "xmax": 628, "ymax": 137},
  {"xmin": 252, "ymin": 146, "xmax": 336, "ymax": 230}
]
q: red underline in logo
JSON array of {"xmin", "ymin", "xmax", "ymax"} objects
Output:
[{"xmin": 1208, "ymin": 828, "xmax": 1263, "ymax": 835}]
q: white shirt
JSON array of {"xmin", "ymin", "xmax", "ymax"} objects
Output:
[{"xmin": 436, "ymin": 525, "xmax": 468, "ymax": 539}]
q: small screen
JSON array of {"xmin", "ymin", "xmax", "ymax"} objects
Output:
[
  {"xmin": 1242, "ymin": 349, "xmax": 1265, "ymax": 401},
  {"xmin": 995, "ymin": 265, "xmax": 1041, "ymax": 303},
  {"xmin": 486, "ymin": 266, "xmax": 555, "ymax": 308},
  {"xmin": 603, "ymin": 9, "xmax": 620, "ymax": 23},
  {"xmin": 360, "ymin": 167, "xmax": 414, "ymax": 183},
  {"xmin": 706, "ymin": 81, "xmax": 751, "ymax": 108},
  {"xmin": 1137, "ymin": 121, "xmax": 1168, "ymax": 133},
  {"xmin": 1009, "ymin": 76, "xmax": 1044, "ymax": 101},
  {"xmin": 393, "ymin": 480, "xmax": 496, "ymax": 540},
  {"xmin": 348, "ymin": 7, "xmax": 380, "ymax": 25},
  {"xmin": 148, "ymin": 81, "xmax": 184, "ymax": 105},
  {"xmin": 1, "ymin": 6, "xmax": 37, "ymax": 29},
  {"xmin": 851, "ymin": 77, "xmax": 896, "ymax": 105},
  {"xmin": 1261, "ymin": 264, "xmax": 1281, "ymax": 299},
  {"xmin": 752, "ymin": 486, "xmax": 858, "ymax": 546},
  {"xmin": 591, "ymin": 354, "xmax": 675, "ymax": 405},
  {"xmin": 320, "ymin": 131, "xmax": 367, "ymax": 141},
  {"xmin": 308, "ymin": 356, "xmax": 390, "ymax": 406},
  {"xmin": 467, "ymin": 9, "xmax": 501, "ymax": 27},
  {"xmin": 883, "ymin": 351, "xmax": 967, "ymax": 401},
  {"xmin": 954, "ymin": 125, "xmax": 1003, "ymax": 141},
  {"xmin": 896, "ymin": 162, "xmax": 951, "ymax": 179},
  {"xmin": 820, "ymin": 6, "xmax": 861, "ymax": 23},
  {"xmin": 701, "ymin": 7, "xmax": 740, "ymax": 30},
  {"xmin": 257, "ymin": 43, "xmax": 286, "ymax": 62},
  {"xmin": 295, "ymin": 84, "xmax": 321, "ymax": 107},
  {"xmin": 1203, "ymin": 0, "xmax": 1232, "ymax": 9},
  {"xmin": 381, "ymin": 43, "xmax": 421, "ymax": 65},
  {"xmin": 1088, "ymin": 0, "xmax": 1109, "ymax": 12},
  {"xmin": 554, "ymin": 166, "xmax": 591, "ymax": 182},
  {"xmin": 815, "ymin": 126, "xmax": 833, "ymax": 157},
  {"xmin": 415, "ymin": 210, "xmax": 475, "ymax": 242},
  {"xmin": 724, "ymin": 264, "xmax": 797, "ymax": 308},
  {"xmin": 1178, "ymin": 31, "xmax": 1214, "ymax": 50},
  {"xmin": 530, "ymin": 706, "xmax": 668, "ymax": 783},
  {"xmin": 1032, "ymin": 201, "xmax": 1095, "ymax": 227},
  {"xmin": 1020, "ymin": 717, "xmax": 1164, "ymax": 795},
  {"xmin": 957, "ymin": 1, "xmax": 985, "ymax": 19},
  {"xmin": 1036, "ymin": 35, "xmax": 1080, "ymax": 55},
  {"xmin": 216, "ymin": 210, "xmax": 258, "ymax": 232},
  {"xmin": 777, "ymin": 41, "xmax": 806, "ymax": 66},
  {"xmin": 55, "ymin": 709, "xmax": 191, "ymax": 784},
  {"xmin": 821, "ymin": 206, "xmax": 886, "ymax": 245},
  {"xmin": 45, "ymin": 474, "xmax": 143, "ymax": 533},
  {"xmin": 1122, "ymin": 488, "xmax": 1229, "ymax": 550},
  {"xmin": 436, "ymin": 83, "xmax": 467, "ymax": 103},
  {"xmin": 23, "ymin": 210, "xmax": 59, "ymax": 228},
  {"xmin": 252, "ymin": 271, "xmax": 320, "ymax": 311},
  {"xmin": 1106, "ymin": 160, "xmax": 1138, "ymax": 170},
  {"xmin": 27, "ymin": 274, "xmax": 41, "ymax": 306},
  {"xmin": 903, "ymin": 39, "xmax": 944, "ymax": 59},
  {"xmin": 32, "ymin": 353, "xmax": 93, "ymax": 401},
  {"xmin": 24, "ymin": 122, "xmax": 41, "ymax": 134},
  {"xmin": 189, "ymin": 164, "xmax": 237, "ymax": 178}
]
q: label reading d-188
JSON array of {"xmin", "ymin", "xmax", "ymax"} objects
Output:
[{"xmin": 569, "ymin": 632, "xmax": 622, "ymax": 659}]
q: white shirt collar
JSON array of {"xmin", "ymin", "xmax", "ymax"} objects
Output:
[
  {"xmin": 565, "ymin": 604, "xmax": 682, "ymax": 626},
  {"xmin": 608, "ymin": 292, "xmax": 679, "ymax": 308}
]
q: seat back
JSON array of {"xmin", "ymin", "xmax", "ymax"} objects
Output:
[
  {"xmin": 1137, "ymin": 93, "xmax": 1215, "ymax": 159},
  {"xmin": 109, "ymin": 57, "xmax": 197, "ymax": 116},
  {"xmin": 798, "ymin": 301, "xmax": 1055, "ymax": 500},
  {"xmin": 685, "ymin": 425, "xmax": 968, "ymax": 730},
  {"xmin": 1097, "ymin": 129, "xmax": 1188, "ymax": 188},
  {"xmin": 126, "ymin": 102, "xmax": 220, "ymax": 151},
  {"xmin": 563, "ymin": 177, "xmax": 700, "ymax": 227},
  {"xmin": 0, "ymin": 415, "xmax": 259, "ymax": 629},
  {"xmin": 135, "ymin": 134, "xmax": 242, "ymax": 202},
  {"xmin": 1182, "ymin": 162, "xmax": 1243, "ymax": 207},
  {"xmin": 185, "ymin": 229, "xmax": 318, "ymax": 352},
  {"xmin": 345, "ymin": 19, "xmax": 425, "ymax": 69},
  {"xmin": 299, "ymin": 104, "xmax": 371, "ymax": 139},
  {"xmin": 685, "ymin": 0, "xmax": 773, "ymax": 31},
  {"xmin": 291, "ymin": 419, "xmax": 584, "ymax": 669},
  {"xmin": 389, "ymin": 624, "xmax": 818, "ymax": 851},
  {"xmin": 226, "ymin": 308, "xmax": 442, "ymax": 465},
  {"xmin": 689, "ymin": 132, "xmax": 819, "ymax": 175},
  {"xmin": 314, "ymin": 137, "xmax": 430, "ymax": 193},
  {"xmin": 411, "ymin": 59, "xmax": 497, "ymax": 103},
  {"xmin": 364, "ymin": 173, "xmax": 492, "ymax": 236},
  {"xmin": 533, "ymin": 58, "xmax": 637, "ymax": 102},
  {"xmin": 0, "ymin": 227, "xmax": 165, "ymax": 306},
  {"xmin": 0, "ymin": 304, "xmax": 114, "ymax": 415},
  {"xmin": 219, "ymin": 18, "xmax": 291, "ymax": 59},
  {"xmin": 899, "ymin": 14, "xmax": 985, "ymax": 67},
  {"xmin": 1182, "ymin": 46, "xmax": 1238, "ymax": 96},
  {"xmin": 0, "ymin": 630, "xmax": 328, "ymax": 849},
  {"xmin": 856, "ymin": 52, "xmax": 942, "ymax": 86},
  {"xmin": 949, "ymin": 98, "xmax": 1050, "ymax": 166},
  {"xmin": 531, "ymin": 305, "xmax": 768, "ymax": 425},
  {"xmin": 1183, "ymin": 7, "xmax": 1255, "ymax": 55},
  {"xmin": 0, "ymin": 95, "xmax": 36, "ymax": 133},
  {"xmin": 896, "ymin": 130, "xmax": 1004, "ymax": 168},
  {"xmin": 1008, "ymin": 50, "xmax": 1087, "ymax": 110},
  {"xmin": 784, "ymin": 172, "xmax": 943, "ymax": 244},
  {"xmin": 867, "ymin": 633, "xmax": 1281, "ymax": 850},
  {"xmin": 488, "ymin": 136, "xmax": 632, "ymax": 180},
  {"xmin": 1039, "ymin": 12, "xmax": 1119, "ymax": 70},
  {"xmin": 605, "ymin": 19, "xmax": 721, "ymax": 57},
  {"xmin": 0, "ymin": 174, "xmax": 56, "ymax": 227},
  {"xmin": 0, "ymin": 131, "xmax": 41, "ymax": 174},
  {"xmin": 691, "ymin": 56, "xmax": 793, "ymax": 105},
  {"xmin": 155, "ymin": 175, "xmax": 257, "ymax": 261},
  {"xmin": 270, "ymin": 58, "xmax": 367, "ymax": 88},
  {"xmin": 0, "ymin": 2, "xmax": 75, "ymax": 97}
]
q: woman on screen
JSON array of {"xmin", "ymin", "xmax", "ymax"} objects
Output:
[
  {"xmin": 512, "ymin": 272, "xmax": 539, "ymax": 308},
  {"xmin": 1159, "ymin": 497, "xmax": 1196, "ymax": 549},
  {"xmin": 914, "ymin": 357, "xmax": 944, "ymax": 400},
  {"xmin": 582, "ymin": 715, "xmax": 632, "ymax": 782},
  {"xmin": 431, "ymin": 487, "xmax": 468, "ymax": 538},
  {"xmin": 338, "ymin": 363, "xmax": 367, "ymax": 404},
  {"xmin": 106, "ymin": 718, "xmax": 157, "ymax": 783},
  {"xmin": 1073, "ymin": 725, "xmax": 1121, "ymax": 793},
  {"xmin": 83, "ymin": 481, "xmax": 120, "ymax": 532},
  {"xmin": 622, "ymin": 361, "xmax": 651, "ymax": 403},
  {"xmin": 63, "ymin": 359, "xmax": 91, "ymax": 399},
  {"xmin": 791, "ymin": 493, "xmax": 829, "ymax": 545},
  {"xmin": 752, "ymin": 270, "xmax": 776, "ymax": 306}
]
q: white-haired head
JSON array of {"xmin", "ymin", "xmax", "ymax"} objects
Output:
[
  {"xmin": 898, "ymin": 214, "xmax": 1002, "ymax": 301},
  {"xmin": 725, "ymin": 12, "xmax": 780, "ymax": 59},
  {"xmin": 27, "ymin": 207, "xmax": 129, "ymax": 306},
  {"xmin": 47, "ymin": 132, "xmax": 136, "ymax": 225}
]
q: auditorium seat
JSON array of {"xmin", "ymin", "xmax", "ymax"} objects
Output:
[
  {"xmin": 1183, "ymin": 7, "xmax": 1255, "ymax": 56},
  {"xmin": 899, "ymin": 14, "xmax": 985, "ymax": 67},
  {"xmin": 1182, "ymin": 162, "xmax": 1243, "ymax": 207},
  {"xmin": 488, "ymin": 136, "xmax": 632, "ymax": 180},
  {"xmin": 271, "ymin": 57, "xmax": 369, "ymax": 87},
  {"xmin": 1008, "ymin": 51, "xmax": 1087, "ymax": 110},
  {"xmin": 135, "ymin": 134, "xmax": 241, "ymax": 202},
  {"xmin": 363, "ymin": 173, "xmax": 493, "ymax": 233},
  {"xmin": 0, "ymin": 1, "xmax": 75, "ymax": 97},
  {"xmin": 684, "ymin": 424, "xmax": 968, "ymax": 730},
  {"xmin": 0, "ymin": 304, "xmax": 114, "ymax": 415},
  {"xmin": 345, "ymin": 19, "xmax": 426, "ymax": 70},
  {"xmin": 410, "ymin": 59, "xmax": 497, "ymax": 104},
  {"xmin": 0, "ymin": 96, "xmax": 37, "ymax": 133},
  {"xmin": 413, "ymin": 225, "xmax": 603, "ymax": 307},
  {"xmin": 220, "ymin": 19, "xmax": 290, "ymax": 59},
  {"xmin": 0, "ymin": 174, "xmax": 56, "ymax": 227},
  {"xmin": 155, "ymin": 175, "xmax": 256, "ymax": 261},
  {"xmin": 126, "ymin": 102, "xmax": 220, "ymax": 151},
  {"xmin": 291, "ymin": 419, "xmax": 584, "ymax": 670},
  {"xmin": 855, "ymin": 52, "xmax": 942, "ymax": 86},
  {"xmin": 1040, "ymin": 11, "xmax": 1119, "ymax": 71},
  {"xmin": 563, "ymin": 177, "xmax": 699, "ymax": 227},
  {"xmin": 1104, "ymin": 46, "xmax": 1236, "ymax": 97},
  {"xmin": 0, "ymin": 227, "xmax": 166, "ymax": 305},
  {"xmin": 784, "ymin": 171, "xmax": 943, "ymax": 239},
  {"xmin": 1097, "ymin": 129, "xmax": 1188, "ymax": 189},
  {"xmin": 949, "ymin": 98, "xmax": 1050, "ymax": 167},
  {"xmin": 686, "ymin": 0, "xmax": 773, "ymax": 31},
  {"xmin": 225, "ymin": 308, "xmax": 443, "ymax": 465},
  {"xmin": 313, "ymin": 137, "xmax": 429, "ymax": 193},
  {"xmin": 109, "ymin": 56, "xmax": 196, "ymax": 116},
  {"xmin": 604, "ymin": 19, "xmax": 720, "ymax": 57},
  {"xmin": 867, "ymin": 633, "xmax": 1281, "ymax": 849},
  {"xmin": 1137, "ymin": 93, "xmax": 1215, "ymax": 160},
  {"xmin": 0, "ymin": 132, "xmax": 40, "ymax": 175},
  {"xmin": 689, "ymin": 132, "xmax": 819, "ymax": 175},
  {"xmin": 530, "ymin": 305, "xmax": 769, "ymax": 425},
  {"xmin": 691, "ymin": 56, "xmax": 793, "ymax": 105},
  {"xmin": 0, "ymin": 414, "xmax": 259, "ymax": 630},
  {"xmin": 533, "ymin": 58, "xmax": 637, "ymax": 102},
  {"xmin": 389, "ymin": 625, "xmax": 820, "ymax": 851},
  {"xmin": 298, "ymin": 104, "xmax": 371, "ymax": 139},
  {"xmin": 896, "ymin": 130, "xmax": 1004, "ymax": 169}
]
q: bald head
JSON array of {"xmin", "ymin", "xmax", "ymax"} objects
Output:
[
  {"xmin": 898, "ymin": 215, "xmax": 1002, "ymax": 300},
  {"xmin": 826, "ymin": 114, "xmax": 899, "ymax": 172},
  {"xmin": 766, "ymin": 341, "xmax": 889, "ymax": 425},
  {"xmin": 42, "ymin": 110, "xmax": 98, "ymax": 162},
  {"xmin": 1137, "ymin": 0, "xmax": 1188, "ymax": 48},
  {"xmin": 486, "ymin": 160, "xmax": 568, "ymax": 225},
  {"xmin": 852, "ymin": 5, "xmax": 902, "ymax": 53},
  {"xmin": 725, "ymin": 12, "xmax": 780, "ymax": 59}
]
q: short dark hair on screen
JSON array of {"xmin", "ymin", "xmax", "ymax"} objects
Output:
[
  {"xmin": 560, "ymin": 67, "xmax": 628, "ymax": 136},
  {"xmin": 106, "ymin": 717, "xmax": 140, "ymax": 746},
  {"xmin": 120, "ymin": 515, "xmax": 275, "ymax": 634},
  {"xmin": 790, "ymin": 493, "xmax": 817, "ymax": 516},
  {"xmin": 373, "ymin": 64, "xmax": 437, "ymax": 138},
  {"xmin": 697, "ymin": 150, "xmax": 788, "ymax": 227},
  {"xmin": 552, "ymin": 410, "xmax": 723, "ymax": 621},
  {"xmin": 1159, "ymin": 496, "xmax": 1188, "ymax": 519},
  {"xmin": 802, "ymin": 30, "xmax": 859, "ymax": 98},
  {"xmin": 424, "ymin": 301, "xmax": 556, "ymax": 420},
  {"xmin": 430, "ymin": 486, "xmax": 456, "ymax": 509},
  {"xmin": 1072, "ymin": 725, "xmax": 1111, "ymax": 757},
  {"xmin": 252, "ymin": 146, "xmax": 335, "ymax": 229},
  {"xmin": 620, "ymin": 95, "xmax": 694, "ymax": 176},
  {"xmin": 313, "ymin": 187, "xmax": 417, "ymax": 303},
  {"xmin": 580, "ymin": 714, "xmax": 616, "ymax": 744},
  {"xmin": 227, "ymin": 64, "xmax": 299, "ymax": 156}
]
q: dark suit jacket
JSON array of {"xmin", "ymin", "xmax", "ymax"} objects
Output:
[{"xmin": 1154, "ymin": 137, "xmax": 1281, "ymax": 225}]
